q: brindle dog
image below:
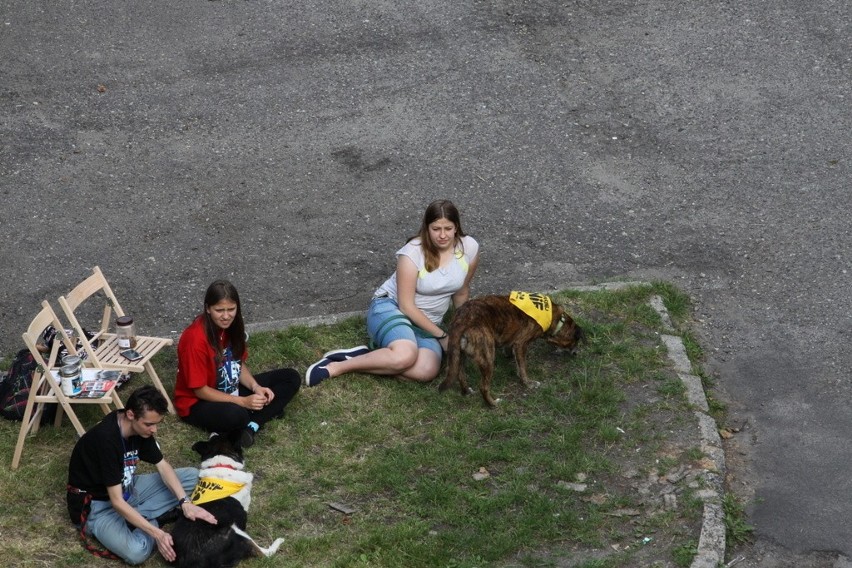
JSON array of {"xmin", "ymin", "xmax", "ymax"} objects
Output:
[{"xmin": 439, "ymin": 294, "xmax": 583, "ymax": 407}]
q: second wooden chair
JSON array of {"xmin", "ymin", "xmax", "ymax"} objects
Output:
[{"xmin": 57, "ymin": 266, "xmax": 175, "ymax": 414}]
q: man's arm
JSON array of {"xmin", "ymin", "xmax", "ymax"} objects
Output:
[
  {"xmin": 105, "ymin": 484, "xmax": 179, "ymax": 563},
  {"xmin": 155, "ymin": 459, "xmax": 217, "ymax": 525}
]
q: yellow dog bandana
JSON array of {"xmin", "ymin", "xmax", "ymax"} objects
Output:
[
  {"xmin": 191, "ymin": 476, "xmax": 246, "ymax": 505},
  {"xmin": 509, "ymin": 291, "xmax": 553, "ymax": 332}
]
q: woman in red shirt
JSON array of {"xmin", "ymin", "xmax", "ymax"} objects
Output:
[{"xmin": 174, "ymin": 280, "xmax": 300, "ymax": 447}]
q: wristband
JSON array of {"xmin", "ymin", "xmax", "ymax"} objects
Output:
[
  {"xmin": 177, "ymin": 496, "xmax": 190, "ymax": 509},
  {"xmin": 436, "ymin": 332, "xmax": 447, "ymax": 340}
]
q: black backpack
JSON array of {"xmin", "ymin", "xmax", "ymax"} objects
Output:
[
  {"xmin": 0, "ymin": 348, "xmax": 49, "ymax": 421},
  {"xmin": 0, "ymin": 326, "xmax": 98, "ymax": 421}
]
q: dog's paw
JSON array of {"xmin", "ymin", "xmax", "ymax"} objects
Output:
[
  {"xmin": 465, "ymin": 387, "xmax": 474, "ymax": 395},
  {"xmin": 531, "ymin": 380, "xmax": 541, "ymax": 389}
]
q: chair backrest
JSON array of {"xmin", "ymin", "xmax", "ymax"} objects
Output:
[
  {"xmin": 13, "ymin": 300, "xmax": 124, "ymax": 469},
  {"xmin": 21, "ymin": 301, "xmax": 74, "ymax": 376},
  {"xmin": 58, "ymin": 266, "xmax": 126, "ymax": 339}
]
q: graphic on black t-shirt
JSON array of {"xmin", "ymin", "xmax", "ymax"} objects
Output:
[
  {"xmin": 121, "ymin": 445, "xmax": 139, "ymax": 500},
  {"xmin": 217, "ymin": 346, "xmax": 241, "ymax": 395}
]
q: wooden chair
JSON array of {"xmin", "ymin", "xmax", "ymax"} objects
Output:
[
  {"xmin": 57, "ymin": 266, "xmax": 176, "ymax": 414},
  {"xmin": 12, "ymin": 301, "xmax": 123, "ymax": 470}
]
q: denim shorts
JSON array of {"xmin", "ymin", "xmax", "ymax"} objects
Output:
[{"xmin": 366, "ymin": 297, "xmax": 442, "ymax": 358}]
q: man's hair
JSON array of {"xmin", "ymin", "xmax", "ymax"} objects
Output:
[{"xmin": 125, "ymin": 385, "xmax": 169, "ymax": 416}]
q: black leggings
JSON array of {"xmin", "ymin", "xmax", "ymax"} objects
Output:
[{"xmin": 182, "ymin": 367, "xmax": 301, "ymax": 433}]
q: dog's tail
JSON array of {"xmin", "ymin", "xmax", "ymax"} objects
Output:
[
  {"xmin": 231, "ymin": 524, "xmax": 285, "ymax": 557},
  {"xmin": 439, "ymin": 331, "xmax": 468, "ymax": 395}
]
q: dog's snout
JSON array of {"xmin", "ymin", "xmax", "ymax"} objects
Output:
[
  {"xmin": 567, "ymin": 325, "xmax": 585, "ymax": 355},
  {"xmin": 555, "ymin": 345, "xmax": 580, "ymax": 356},
  {"xmin": 548, "ymin": 322, "xmax": 584, "ymax": 353}
]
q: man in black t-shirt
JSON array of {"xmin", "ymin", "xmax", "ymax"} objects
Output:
[{"xmin": 67, "ymin": 385, "xmax": 217, "ymax": 564}]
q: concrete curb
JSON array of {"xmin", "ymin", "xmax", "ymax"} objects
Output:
[
  {"xmin": 245, "ymin": 310, "xmax": 364, "ymax": 335},
  {"xmin": 240, "ymin": 283, "xmax": 725, "ymax": 566},
  {"xmin": 242, "ymin": 281, "xmax": 651, "ymax": 336},
  {"xmin": 653, "ymin": 297, "xmax": 726, "ymax": 568}
]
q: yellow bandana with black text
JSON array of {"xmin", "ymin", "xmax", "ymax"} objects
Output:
[
  {"xmin": 509, "ymin": 291, "xmax": 552, "ymax": 332},
  {"xmin": 191, "ymin": 476, "xmax": 245, "ymax": 504}
]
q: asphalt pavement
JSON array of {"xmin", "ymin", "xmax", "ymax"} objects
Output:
[{"xmin": 2, "ymin": 1, "xmax": 851, "ymax": 566}]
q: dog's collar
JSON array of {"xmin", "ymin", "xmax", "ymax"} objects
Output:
[
  {"xmin": 549, "ymin": 314, "xmax": 567, "ymax": 336},
  {"xmin": 199, "ymin": 455, "xmax": 243, "ymax": 471}
]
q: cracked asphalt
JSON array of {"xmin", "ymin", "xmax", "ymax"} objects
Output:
[{"xmin": 2, "ymin": 1, "xmax": 850, "ymax": 565}]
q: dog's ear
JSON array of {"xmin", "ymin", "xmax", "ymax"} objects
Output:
[
  {"xmin": 191, "ymin": 439, "xmax": 209, "ymax": 456},
  {"xmin": 227, "ymin": 428, "xmax": 244, "ymax": 449}
]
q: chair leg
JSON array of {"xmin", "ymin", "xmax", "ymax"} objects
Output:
[
  {"xmin": 30, "ymin": 403, "xmax": 44, "ymax": 435},
  {"xmin": 111, "ymin": 389, "xmax": 125, "ymax": 410},
  {"xmin": 11, "ymin": 398, "xmax": 40, "ymax": 470},
  {"xmin": 144, "ymin": 362, "xmax": 176, "ymax": 415},
  {"xmin": 53, "ymin": 403, "xmax": 65, "ymax": 428}
]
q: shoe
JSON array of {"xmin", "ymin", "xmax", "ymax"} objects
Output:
[
  {"xmin": 239, "ymin": 428, "xmax": 255, "ymax": 448},
  {"xmin": 305, "ymin": 358, "xmax": 332, "ymax": 387},
  {"xmin": 323, "ymin": 345, "xmax": 370, "ymax": 362}
]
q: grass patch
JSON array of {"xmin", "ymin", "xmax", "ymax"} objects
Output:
[
  {"xmin": 0, "ymin": 283, "xmax": 709, "ymax": 567},
  {"xmin": 672, "ymin": 539, "xmax": 699, "ymax": 567},
  {"xmin": 723, "ymin": 493, "xmax": 755, "ymax": 548}
]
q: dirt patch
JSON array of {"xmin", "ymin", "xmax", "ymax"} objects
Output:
[{"xmin": 494, "ymin": 352, "xmax": 708, "ymax": 566}]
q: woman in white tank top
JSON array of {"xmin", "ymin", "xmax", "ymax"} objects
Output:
[{"xmin": 305, "ymin": 199, "xmax": 480, "ymax": 387}]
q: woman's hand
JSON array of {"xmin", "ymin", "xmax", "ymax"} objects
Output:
[
  {"xmin": 439, "ymin": 335, "xmax": 449, "ymax": 351},
  {"xmin": 239, "ymin": 366, "xmax": 272, "ymax": 407},
  {"xmin": 254, "ymin": 385, "xmax": 275, "ymax": 404},
  {"xmin": 241, "ymin": 393, "xmax": 267, "ymax": 410}
]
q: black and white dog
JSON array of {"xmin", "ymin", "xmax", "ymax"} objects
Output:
[{"xmin": 170, "ymin": 430, "xmax": 284, "ymax": 567}]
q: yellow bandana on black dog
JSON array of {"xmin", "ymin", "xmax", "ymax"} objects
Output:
[
  {"xmin": 509, "ymin": 291, "xmax": 553, "ymax": 332},
  {"xmin": 191, "ymin": 476, "xmax": 246, "ymax": 505}
]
